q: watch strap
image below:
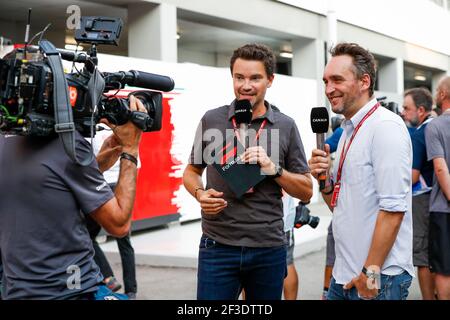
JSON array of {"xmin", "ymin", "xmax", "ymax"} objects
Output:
[{"xmin": 120, "ymin": 152, "xmax": 138, "ymax": 166}]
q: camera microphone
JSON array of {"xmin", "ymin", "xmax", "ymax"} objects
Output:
[
  {"xmin": 234, "ymin": 99, "xmax": 252, "ymax": 148},
  {"xmin": 126, "ymin": 70, "xmax": 175, "ymax": 92},
  {"xmin": 310, "ymin": 107, "xmax": 329, "ymax": 190}
]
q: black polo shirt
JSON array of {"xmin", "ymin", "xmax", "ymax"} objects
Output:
[
  {"xmin": 0, "ymin": 132, "xmax": 112, "ymax": 299},
  {"xmin": 189, "ymin": 100, "xmax": 309, "ymax": 247}
]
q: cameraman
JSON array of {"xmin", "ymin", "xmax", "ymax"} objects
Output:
[{"xmin": 0, "ymin": 95, "xmax": 145, "ymax": 300}]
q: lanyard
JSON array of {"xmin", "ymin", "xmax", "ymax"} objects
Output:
[
  {"xmin": 335, "ymin": 102, "xmax": 380, "ymax": 185},
  {"xmin": 331, "ymin": 102, "xmax": 379, "ymax": 208},
  {"xmin": 231, "ymin": 117, "xmax": 267, "ymax": 145}
]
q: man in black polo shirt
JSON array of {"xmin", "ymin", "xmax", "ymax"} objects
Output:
[{"xmin": 183, "ymin": 43, "xmax": 313, "ymax": 300}]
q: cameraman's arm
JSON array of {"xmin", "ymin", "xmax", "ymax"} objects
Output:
[
  {"xmin": 90, "ymin": 95, "xmax": 145, "ymax": 237},
  {"xmin": 91, "ymin": 158, "xmax": 137, "ymax": 237}
]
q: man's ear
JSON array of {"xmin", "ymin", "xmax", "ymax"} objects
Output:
[
  {"xmin": 418, "ymin": 105, "xmax": 425, "ymax": 112},
  {"xmin": 267, "ymin": 74, "xmax": 275, "ymax": 88},
  {"xmin": 360, "ymin": 73, "xmax": 371, "ymax": 92},
  {"xmin": 439, "ymin": 88, "xmax": 446, "ymax": 101}
]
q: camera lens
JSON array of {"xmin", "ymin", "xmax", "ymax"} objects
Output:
[{"xmin": 128, "ymin": 91, "xmax": 163, "ymax": 132}]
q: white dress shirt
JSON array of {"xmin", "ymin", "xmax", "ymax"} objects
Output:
[{"xmin": 331, "ymin": 98, "xmax": 414, "ymax": 285}]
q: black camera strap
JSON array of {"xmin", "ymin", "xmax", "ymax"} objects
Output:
[{"xmin": 39, "ymin": 40, "xmax": 94, "ymax": 166}]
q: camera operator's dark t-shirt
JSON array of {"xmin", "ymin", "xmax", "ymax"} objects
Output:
[{"xmin": 0, "ymin": 132, "xmax": 114, "ymax": 299}]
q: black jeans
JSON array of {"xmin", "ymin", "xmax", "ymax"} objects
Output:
[{"xmin": 85, "ymin": 184, "xmax": 137, "ymax": 294}]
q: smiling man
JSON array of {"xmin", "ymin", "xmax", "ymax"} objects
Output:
[
  {"xmin": 183, "ymin": 43, "xmax": 312, "ymax": 300},
  {"xmin": 308, "ymin": 42, "xmax": 414, "ymax": 300}
]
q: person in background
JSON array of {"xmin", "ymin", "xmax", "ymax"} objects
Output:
[
  {"xmin": 325, "ymin": 115, "xmax": 344, "ymax": 153},
  {"xmin": 282, "ymin": 194, "xmax": 299, "ymax": 300},
  {"xmin": 401, "ymin": 87, "xmax": 435, "ymax": 300},
  {"xmin": 425, "ymin": 76, "xmax": 450, "ymax": 300}
]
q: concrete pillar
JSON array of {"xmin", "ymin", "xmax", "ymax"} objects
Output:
[
  {"xmin": 326, "ymin": 0, "xmax": 337, "ymax": 62},
  {"xmin": 374, "ymin": 58, "xmax": 403, "ymax": 107},
  {"xmin": 128, "ymin": 2, "xmax": 177, "ymax": 62},
  {"xmin": 395, "ymin": 58, "xmax": 404, "ymax": 95},
  {"xmin": 378, "ymin": 58, "xmax": 404, "ymax": 94},
  {"xmin": 292, "ymin": 38, "xmax": 326, "ymax": 108}
]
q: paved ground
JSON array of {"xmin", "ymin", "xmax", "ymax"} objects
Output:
[{"xmin": 110, "ymin": 247, "xmax": 422, "ymax": 300}]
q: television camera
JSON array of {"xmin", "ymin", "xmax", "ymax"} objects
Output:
[{"xmin": 0, "ymin": 16, "xmax": 174, "ymax": 141}]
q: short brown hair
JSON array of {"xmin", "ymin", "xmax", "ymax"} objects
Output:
[
  {"xmin": 404, "ymin": 88, "xmax": 433, "ymax": 112},
  {"xmin": 230, "ymin": 43, "xmax": 276, "ymax": 77},
  {"xmin": 330, "ymin": 43, "xmax": 377, "ymax": 96}
]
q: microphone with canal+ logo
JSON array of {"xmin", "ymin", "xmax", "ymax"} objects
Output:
[
  {"xmin": 234, "ymin": 99, "xmax": 253, "ymax": 149},
  {"xmin": 310, "ymin": 107, "xmax": 330, "ymax": 190}
]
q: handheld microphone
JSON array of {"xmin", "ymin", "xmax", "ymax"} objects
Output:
[
  {"xmin": 234, "ymin": 99, "xmax": 252, "ymax": 148},
  {"xmin": 310, "ymin": 107, "xmax": 330, "ymax": 190}
]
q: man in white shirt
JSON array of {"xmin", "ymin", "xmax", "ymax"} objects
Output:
[{"xmin": 308, "ymin": 42, "xmax": 414, "ymax": 300}]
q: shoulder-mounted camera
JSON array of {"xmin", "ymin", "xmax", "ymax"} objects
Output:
[{"xmin": 0, "ymin": 14, "xmax": 174, "ymax": 164}]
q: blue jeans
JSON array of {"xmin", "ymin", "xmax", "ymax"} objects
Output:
[
  {"xmin": 197, "ymin": 235, "xmax": 287, "ymax": 300},
  {"xmin": 327, "ymin": 271, "xmax": 413, "ymax": 300}
]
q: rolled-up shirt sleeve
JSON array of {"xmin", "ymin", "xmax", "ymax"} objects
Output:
[{"xmin": 372, "ymin": 120, "xmax": 412, "ymax": 213}]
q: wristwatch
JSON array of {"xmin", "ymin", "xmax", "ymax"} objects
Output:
[
  {"xmin": 269, "ymin": 164, "xmax": 283, "ymax": 178},
  {"xmin": 362, "ymin": 266, "xmax": 380, "ymax": 281}
]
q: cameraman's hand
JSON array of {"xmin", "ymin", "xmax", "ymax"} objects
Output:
[
  {"xmin": 308, "ymin": 144, "xmax": 331, "ymax": 181},
  {"xmin": 100, "ymin": 95, "xmax": 146, "ymax": 157},
  {"xmin": 96, "ymin": 134, "xmax": 122, "ymax": 173}
]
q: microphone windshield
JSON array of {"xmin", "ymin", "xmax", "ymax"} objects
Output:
[
  {"xmin": 234, "ymin": 99, "xmax": 253, "ymax": 124},
  {"xmin": 310, "ymin": 107, "xmax": 329, "ymax": 133}
]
